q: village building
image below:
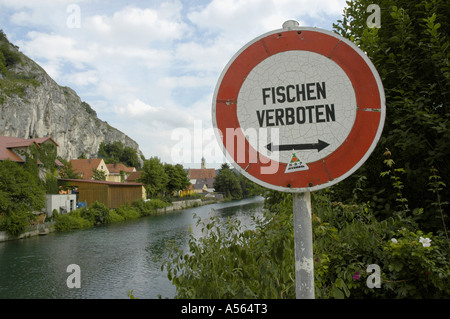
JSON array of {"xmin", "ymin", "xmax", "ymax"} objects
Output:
[
  {"xmin": 106, "ymin": 163, "xmax": 136, "ymax": 182},
  {"xmin": 45, "ymin": 193, "xmax": 77, "ymax": 217},
  {"xmin": 69, "ymin": 158, "xmax": 109, "ymax": 180},
  {"xmin": 0, "ymin": 135, "xmax": 72, "ymax": 217},
  {"xmin": 125, "ymin": 170, "xmax": 142, "ymax": 183},
  {"xmin": 188, "ymin": 157, "xmax": 216, "ymax": 194},
  {"xmin": 0, "ymin": 135, "xmax": 63, "ymax": 179},
  {"xmin": 58, "ymin": 178, "xmax": 146, "ymax": 209}
]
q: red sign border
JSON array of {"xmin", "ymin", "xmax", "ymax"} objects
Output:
[{"xmin": 212, "ymin": 27, "xmax": 385, "ymax": 192}]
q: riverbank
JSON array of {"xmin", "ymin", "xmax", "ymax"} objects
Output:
[{"xmin": 0, "ymin": 198, "xmax": 214, "ymax": 243}]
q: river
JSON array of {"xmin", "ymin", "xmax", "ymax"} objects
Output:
[{"xmin": 0, "ymin": 196, "xmax": 265, "ymax": 299}]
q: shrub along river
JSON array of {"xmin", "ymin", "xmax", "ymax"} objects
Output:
[{"xmin": 0, "ymin": 196, "xmax": 264, "ymax": 299}]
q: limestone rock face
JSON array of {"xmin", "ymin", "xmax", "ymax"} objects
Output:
[{"xmin": 0, "ymin": 39, "xmax": 144, "ymax": 164}]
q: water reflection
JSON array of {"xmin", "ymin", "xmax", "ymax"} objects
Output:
[{"xmin": 0, "ymin": 196, "xmax": 264, "ymax": 299}]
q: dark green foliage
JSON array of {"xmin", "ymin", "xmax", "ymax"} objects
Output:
[
  {"xmin": 80, "ymin": 201, "xmax": 111, "ymax": 225},
  {"xmin": 54, "ymin": 208, "xmax": 93, "ymax": 231},
  {"xmin": 213, "ymin": 164, "xmax": 242, "ymax": 199},
  {"xmin": 331, "ymin": 0, "xmax": 450, "ymax": 234},
  {"xmin": 0, "ymin": 160, "xmax": 45, "ymax": 236},
  {"xmin": 114, "ymin": 204, "xmax": 140, "ymax": 220},
  {"xmin": 238, "ymin": 173, "xmax": 265, "ymax": 198},
  {"xmin": 92, "ymin": 168, "xmax": 106, "ymax": 181},
  {"xmin": 98, "ymin": 141, "xmax": 140, "ymax": 169},
  {"xmin": 0, "ymin": 30, "xmax": 40, "ymax": 101},
  {"xmin": 0, "ymin": 43, "xmax": 21, "ymax": 68},
  {"xmin": 164, "ymin": 163, "xmax": 191, "ymax": 195},
  {"xmin": 131, "ymin": 198, "xmax": 169, "ymax": 216},
  {"xmin": 54, "ymin": 198, "xmax": 170, "ymax": 231},
  {"xmin": 140, "ymin": 157, "xmax": 169, "ymax": 197},
  {"xmin": 58, "ymin": 157, "xmax": 82, "ymax": 179},
  {"xmin": 163, "ymin": 207, "xmax": 296, "ymax": 299}
]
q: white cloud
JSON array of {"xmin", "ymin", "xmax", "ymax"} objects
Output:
[
  {"xmin": 69, "ymin": 70, "xmax": 99, "ymax": 86},
  {"xmin": 83, "ymin": 3, "xmax": 189, "ymax": 46},
  {"xmin": 117, "ymin": 99, "xmax": 196, "ymax": 130},
  {"xmin": 18, "ymin": 31, "xmax": 93, "ymax": 64},
  {"xmin": 187, "ymin": 0, "xmax": 345, "ymax": 39}
]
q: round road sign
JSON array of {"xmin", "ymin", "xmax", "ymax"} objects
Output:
[{"xmin": 212, "ymin": 24, "xmax": 385, "ymax": 192}]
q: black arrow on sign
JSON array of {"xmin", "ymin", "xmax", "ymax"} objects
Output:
[{"xmin": 266, "ymin": 140, "xmax": 330, "ymax": 152}]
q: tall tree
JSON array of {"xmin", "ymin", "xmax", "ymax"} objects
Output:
[
  {"xmin": 164, "ymin": 163, "xmax": 191, "ymax": 195},
  {"xmin": 140, "ymin": 157, "xmax": 168, "ymax": 197},
  {"xmin": 331, "ymin": 0, "xmax": 449, "ymax": 232},
  {"xmin": 0, "ymin": 160, "xmax": 46, "ymax": 236},
  {"xmin": 213, "ymin": 163, "xmax": 242, "ymax": 199},
  {"xmin": 98, "ymin": 141, "xmax": 140, "ymax": 169},
  {"xmin": 58, "ymin": 157, "xmax": 81, "ymax": 179}
]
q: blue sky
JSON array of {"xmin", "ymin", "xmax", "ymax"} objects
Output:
[{"xmin": 0, "ymin": 0, "xmax": 348, "ymax": 168}]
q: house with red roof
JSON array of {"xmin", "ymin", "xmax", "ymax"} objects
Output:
[
  {"xmin": 0, "ymin": 136, "xmax": 59, "ymax": 163},
  {"xmin": 0, "ymin": 136, "xmax": 63, "ymax": 178},
  {"xmin": 106, "ymin": 163, "xmax": 136, "ymax": 182},
  {"xmin": 69, "ymin": 158, "xmax": 109, "ymax": 180},
  {"xmin": 188, "ymin": 157, "xmax": 216, "ymax": 193}
]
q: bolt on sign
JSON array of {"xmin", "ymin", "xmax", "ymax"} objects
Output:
[{"xmin": 212, "ymin": 22, "xmax": 385, "ymax": 193}]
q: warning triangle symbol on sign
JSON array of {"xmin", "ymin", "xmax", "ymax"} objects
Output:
[{"xmin": 285, "ymin": 152, "xmax": 309, "ymax": 173}]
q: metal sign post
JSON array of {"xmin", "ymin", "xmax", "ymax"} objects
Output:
[
  {"xmin": 212, "ymin": 20, "xmax": 385, "ymax": 299},
  {"xmin": 293, "ymin": 192, "xmax": 314, "ymax": 299}
]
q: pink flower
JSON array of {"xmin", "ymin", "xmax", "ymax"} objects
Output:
[{"xmin": 352, "ymin": 272, "xmax": 360, "ymax": 280}]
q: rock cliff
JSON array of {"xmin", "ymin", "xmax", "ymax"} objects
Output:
[{"xmin": 0, "ymin": 33, "xmax": 144, "ymax": 164}]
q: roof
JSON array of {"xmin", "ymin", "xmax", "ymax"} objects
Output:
[
  {"xmin": 70, "ymin": 158, "xmax": 107, "ymax": 180},
  {"xmin": 106, "ymin": 163, "xmax": 135, "ymax": 174},
  {"xmin": 189, "ymin": 168, "xmax": 216, "ymax": 179},
  {"xmin": 59, "ymin": 178, "xmax": 143, "ymax": 186},
  {"xmin": 193, "ymin": 178, "xmax": 215, "ymax": 189},
  {"xmin": 126, "ymin": 170, "xmax": 142, "ymax": 182},
  {"xmin": 0, "ymin": 136, "xmax": 58, "ymax": 163}
]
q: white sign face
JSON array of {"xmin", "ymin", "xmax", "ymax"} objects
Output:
[{"xmin": 236, "ymin": 50, "xmax": 357, "ymax": 166}]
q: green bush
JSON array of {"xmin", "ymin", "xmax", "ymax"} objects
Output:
[
  {"xmin": 114, "ymin": 205, "xmax": 140, "ymax": 220},
  {"xmin": 0, "ymin": 44, "xmax": 21, "ymax": 67},
  {"xmin": 146, "ymin": 199, "xmax": 170, "ymax": 210},
  {"xmin": 163, "ymin": 204, "xmax": 296, "ymax": 299},
  {"xmin": 81, "ymin": 201, "xmax": 111, "ymax": 225},
  {"xmin": 132, "ymin": 199, "xmax": 152, "ymax": 216},
  {"xmin": 0, "ymin": 211, "xmax": 31, "ymax": 237},
  {"xmin": 54, "ymin": 210, "xmax": 93, "ymax": 231},
  {"xmin": 108, "ymin": 210, "xmax": 125, "ymax": 223},
  {"xmin": 132, "ymin": 199, "xmax": 170, "ymax": 216}
]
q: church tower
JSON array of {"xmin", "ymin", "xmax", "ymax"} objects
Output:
[{"xmin": 201, "ymin": 157, "xmax": 206, "ymax": 169}]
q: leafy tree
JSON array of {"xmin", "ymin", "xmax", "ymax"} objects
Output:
[
  {"xmin": 238, "ymin": 173, "xmax": 265, "ymax": 198},
  {"xmin": 331, "ymin": 0, "xmax": 450, "ymax": 233},
  {"xmin": 0, "ymin": 35, "xmax": 22, "ymax": 68},
  {"xmin": 58, "ymin": 157, "xmax": 81, "ymax": 179},
  {"xmin": 164, "ymin": 163, "xmax": 191, "ymax": 195},
  {"xmin": 92, "ymin": 168, "xmax": 106, "ymax": 181},
  {"xmin": 0, "ymin": 160, "xmax": 46, "ymax": 236},
  {"xmin": 98, "ymin": 141, "xmax": 140, "ymax": 169},
  {"xmin": 80, "ymin": 201, "xmax": 111, "ymax": 225},
  {"xmin": 38, "ymin": 142, "xmax": 59, "ymax": 194},
  {"xmin": 140, "ymin": 157, "xmax": 168, "ymax": 197},
  {"xmin": 21, "ymin": 141, "xmax": 59, "ymax": 194},
  {"xmin": 213, "ymin": 163, "xmax": 242, "ymax": 199}
]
